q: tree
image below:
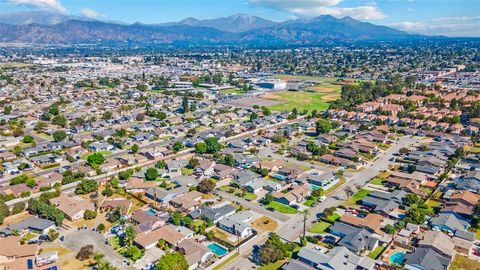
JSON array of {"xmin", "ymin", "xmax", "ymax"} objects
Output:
[
  {"xmin": 384, "ymin": 224, "xmax": 395, "ymax": 234},
  {"xmin": 102, "ymin": 186, "xmax": 113, "ymax": 197},
  {"xmin": 48, "ymin": 229, "xmax": 59, "ymax": 241},
  {"xmin": 182, "ymin": 95, "xmax": 189, "ymax": 113},
  {"xmin": 0, "ymin": 201, "xmax": 9, "ymax": 224},
  {"xmin": 52, "ymin": 130, "xmax": 67, "ymax": 142},
  {"xmin": 195, "ymin": 142, "xmax": 207, "ymax": 154},
  {"xmin": 131, "ymin": 144, "xmax": 139, "ymax": 154},
  {"xmin": 261, "ymin": 106, "xmax": 271, "ymax": 116},
  {"xmin": 145, "ymin": 167, "xmax": 158, "ymax": 181},
  {"xmin": 405, "ymin": 193, "xmax": 420, "ymax": 206},
  {"xmin": 197, "ymin": 179, "xmax": 216, "ymax": 193},
  {"xmin": 205, "ymin": 137, "xmax": 222, "ymax": 154},
  {"xmin": 170, "ymin": 211, "xmax": 182, "ymax": 226},
  {"xmin": 22, "ymin": 135, "xmax": 34, "ymax": 143},
  {"xmin": 97, "ymin": 223, "xmax": 106, "ymax": 232},
  {"xmin": 84, "ymin": 209, "xmax": 97, "ymax": 220},
  {"xmin": 316, "ymin": 119, "xmax": 332, "ymax": 134},
  {"xmin": 156, "ymin": 252, "xmax": 189, "ymax": 270},
  {"xmin": 172, "ymin": 141, "xmax": 184, "ymax": 153},
  {"xmin": 52, "ymin": 115, "xmax": 67, "ymax": 127},
  {"xmin": 155, "ymin": 160, "xmax": 167, "ymax": 169},
  {"xmin": 75, "ymin": 179, "xmax": 98, "ymax": 195},
  {"xmin": 27, "ymin": 199, "xmax": 64, "ymax": 225},
  {"xmin": 102, "ymin": 111, "xmax": 112, "ymax": 121},
  {"xmin": 312, "ymin": 188, "xmax": 324, "ymax": 198},
  {"xmin": 87, "ymin": 153, "xmax": 105, "ymax": 168},
  {"xmin": 76, "ymin": 245, "xmax": 94, "ymax": 261},
  {"xmin": 121, "ymin": 245, "xmax": 143, "ymax": 261},
  {"xmin": 250, "ymin": 112, "xmax": 258, "ymax": 121}
]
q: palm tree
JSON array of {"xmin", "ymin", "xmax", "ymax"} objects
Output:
[{"xmin": 301, "ymin": 209, "xmax": 309, "ymax": 239}]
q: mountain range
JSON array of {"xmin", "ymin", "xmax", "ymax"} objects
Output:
[{"xmin": 0, "ymin": 11, "xmax": 424, "ymax": 45}]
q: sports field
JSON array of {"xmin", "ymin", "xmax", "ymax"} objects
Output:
[{"xmin": 263, "ymin": 91, "xmax": 338, "ymax": 112}]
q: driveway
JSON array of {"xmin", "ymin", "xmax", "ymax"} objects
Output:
[{"xmin": 62, "ymin": 229, "xmax": 135, "ymax": 270}]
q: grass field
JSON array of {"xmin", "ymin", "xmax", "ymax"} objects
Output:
[
  {"xmin": 345, "ymin": 189, "xmax": 371, "ymax": 206},
  {"xmin": 450, "ymin": 255, "xmax": 480, "ymax": 270},
  {"xmin": 266, "ymin": 201, "xmax": 298, "ymax": 214},
  {"xmin": 309, "ymin": 221, "xmax": 331, "ymax": 233},
  {"xmin": 264, "ymin": 91, "xmax": 335, "ymax": 112}
]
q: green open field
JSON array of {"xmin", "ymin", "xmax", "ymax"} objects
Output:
[{"xmin": 264, "ymin": 91, "xmax": 336, "ymax": 112}]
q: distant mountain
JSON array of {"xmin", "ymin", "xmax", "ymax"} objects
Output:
[
  {"xmin": 0, "ymin": 13, "xmax": 419, "ymax": 45},
  {"xmin": 0, "ymin": 20, "xmax": 230, "ymax": 44},
  {"xmin": 165, "ymin": 13, "xmax": 278, "ymax": 33},
  {"xmin": 241, "ymin": 15, "xmax": 412, "ymax": 44},
  {"xmin": 0, "ymin": 11, "xmax": 92, "ymax": 25}
]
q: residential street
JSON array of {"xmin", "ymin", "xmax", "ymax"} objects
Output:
[{"xmin": 219, "ymin": 136, "xmax": 419, "ymax": 270}]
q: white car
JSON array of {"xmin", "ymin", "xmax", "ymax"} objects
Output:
[{"xmin": 318, "ymin": 196, "xmax": 326, "ymax": 202}]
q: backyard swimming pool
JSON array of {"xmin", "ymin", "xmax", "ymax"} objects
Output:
[
  {"xmin": 389, "ymin": 252, "xmax": 405, "ymax": 265},
  {"xmin": 145, "ymin": 207, "xmax": 157, "ymax": 216},
  {"xmin": 208, "ymin": 243, "xmax": 228, "ymax": 256}
]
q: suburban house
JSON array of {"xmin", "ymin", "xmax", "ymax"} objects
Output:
[{"xmin": 49, "ymin": 194, "xmax": 95, "ymax": 220}]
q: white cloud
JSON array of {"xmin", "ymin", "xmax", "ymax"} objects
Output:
[
  {"xmin": 248, "ymin": 0, "xmax": 386, "ymax": 20},
  {"xmin": 6, "ymin": 0, "xmax": 66, "ymax": 12},
  {"xmin": 80, "ymin": 8, "xmax": 105, "ymax": 19},
  {"xmin": 390, "ymin": 16, "xmax": 480, "ymax": 37}
]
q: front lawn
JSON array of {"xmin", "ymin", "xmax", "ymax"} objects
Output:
[
  {"xmin": 325, "ymin": 213, "xmax": 341, "ymax": 222},
  {"xmin": 266, "ymin": 201, "xmax": 298, "ymax": 214},
  {"xmin": 258, "ymin": 260, "xmax": 286, "ymax": 270},
  {"xmin": 212, "ymin": 253, "xmax": 239, "ymax": 270},
  {"xmin": 309, "ymin": 221, "xmax": 331, "ymax": 233},
  {"xmin": 242, "ymin": 192, "xmax": 257, "ymax": 201},
  {"xmin": 346, "ymin": 189, "xmax": 370, "ymax": 206},
  {"xmin": 81, "ymin": 150, "xmax": 112, "ymax": 160},
  {"xmin": 370, "ymin": 177, "xmax": 384, "ymax": 185}
]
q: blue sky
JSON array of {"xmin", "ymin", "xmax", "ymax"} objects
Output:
[{"xmin": 1, "ymin": 0, "xmax": 480, "ymax": 36}]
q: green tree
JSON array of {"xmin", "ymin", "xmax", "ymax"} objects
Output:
[
  {"xmin": 52, "ymin": 115, "xmax": 67, "ymax": 127},
  {"xmin": 156, "ymin": 252, "xmax": 189, "ymax": 270},
  {"xmin": 195, "ymin": 142, "xmax": 207, "ymax": 154},
  {"xmin": 145, "ymin": 167, "xmax": 158, "ymax": 181},
  {"xmin": 22, "ymin": 135, "xmax": 34, "ymax": 143},
  {"xmin": 172, "ymin": 141, "xmax": 184, "ymax": 153},
  {"xmin": 87, "ymin": 153, "xmax": 105, "ymax": 168},
  {"xmin": 205, "ymin": 137, "xmax": 222, "ymax": 154},
  {"xmin": 75, "ymin": 179, "xmax": 98, "ymax": 195},
  {"xmin": 131, "ymin": 144, "xmax": 139, "ymax": 154},
  {"xmin": 52, "ymin": 130, "xmax": 67, "ymax": 142},
  {"xmin": 316, "ymin": 119, "xmax": 333, "ymax": 134}
]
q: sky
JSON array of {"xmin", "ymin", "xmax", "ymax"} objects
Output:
[{"xmin": 1, "ymin": 0, "xmax": 480, "ymax": 36}]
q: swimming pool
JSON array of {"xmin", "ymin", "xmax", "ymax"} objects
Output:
[
  {"xmin": 208, "ymin": 243, "xmax": 228, "ymax": 256},
  {"xmin": 145, "ymin": 208, "xmax": 157, "ymax": 217},
  {"xmin": 310, "ymin": 184, "xmax": 321, "ymax": 190},
  {"xmin": 389, "ymin": 252, "xmax": 405, "ymax": 265}
]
